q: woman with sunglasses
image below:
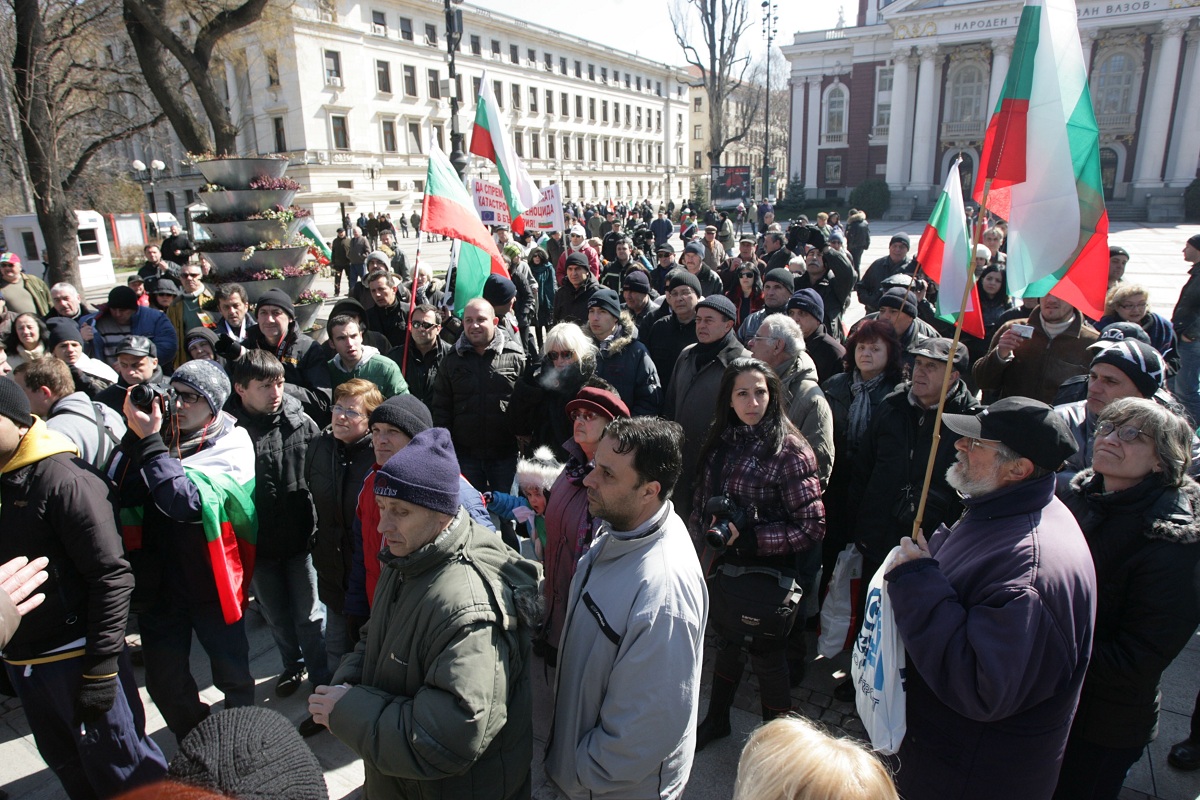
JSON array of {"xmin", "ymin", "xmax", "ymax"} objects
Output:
[
  {"xmin": 537, "ymin": 384, "xmax": 630, "ymax": 664},
  {"xmin": 1055, "ymin": 397, "xmax": 1200, "ymax": 799},
  {"xmin": 691, "ymin": 358, "xmax": 824, "ymax": 750},
  {"xmin": 508, "ymin": 323, "xmax": 597, "ymax": 461},
  {"xmin": 725, "ymin": 266, "xmax": 764, "ymax": 328}
]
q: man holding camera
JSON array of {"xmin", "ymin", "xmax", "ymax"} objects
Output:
[{"xmin": 113, "ymin": 359, "xmax": 258, "ymax": 740}]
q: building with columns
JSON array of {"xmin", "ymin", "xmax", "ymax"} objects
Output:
[
  {"xmin": 127, "ymin": 0, "xmax": 691, "ymax": 231},
  {"xmin": 780, "ymin": 0, "xmax": 1200, "ymax": 220}
]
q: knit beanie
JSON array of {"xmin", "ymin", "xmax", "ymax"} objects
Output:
[
  {"xmin": 787, "ymin": 288, "xmax": 825, "ymax": 322},
  {"xmin": 879, "ymin": 287, "xmax": 919, "ymax": 319},
  {"xmin": 482, "ymin": 274, "xmax": 518, "ymax": 306},
  {"xmin": 172, "ymin": 359, "xmax": 231, "ymax": 416},
  {"xmin": 107, "ymin": 285, "xmax": 139, "ymax": 310},
  {"xmin": 666, "ymin": 270, "xmax": 702, "ymax": 297},
  {"xmin": 890, "ymin": 232, "xmax": 911, "ymax": 248},
  {"xmin": 696, "ymin": 294, "xmax": 738, "ymax": 322},
  {"xmin": 46, "ymin": 317, "xmax": 84, "ymax": 349},
  {"xmin": 0, "ymin": 377, "xmax": 34, "ymax": 427},
  {"xmin": 588, "ymin": 289, "xmax": 621, "ymax": 319},
  {"xmin": 368, "ymin": 394, "xmax": 432, "ymax": 439},
  {"xmin": 256, "ymin": 288, "xmax": 295, "ymax": 320},
  {"xmin": 1189, "ymin": 234, "xmax": 1200, "ymax": 250},
  {"xmin": 374, "ymin": 427, "xmax": 461, "ymax": 516},
  {"xmin": 763, "ymin": 268, "xmax": 795, "ymax": 292},
  {"xmin": 366, "ymin": 250, "xmax": 391, "ymax": 268},
  {"xmin": 684, "ymin": 241, "xmax": 706, "ymax": 258},
  {"xmin": 1090, "ymin": 339, "xmax": 1166, "ymax": 399},
  {"xmin": 621, "ymin": 270, "xmax": 651, "ymax": 295},
  {"xmin": 168, "ymin": 707, "xmax": 328, "ymax": 800},
  {"xmin": 186, "ymin": 327, "xmax": 219, "ymax": 351},
  {"xmin": 565, "ymin": 251, "xmax": 589, "ymax": 269}
]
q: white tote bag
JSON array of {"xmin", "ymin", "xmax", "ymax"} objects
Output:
[
  {"xmin": 816, "ymin": 544, "xmax": 863, "ymax": 658},
  {"xmin": 849, "ymin": 545, "xmax": 907, "ymax": 754}
]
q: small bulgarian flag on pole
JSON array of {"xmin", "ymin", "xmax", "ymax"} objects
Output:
[
  {"xmin": 469, "ymin": 70, "xmax": 542, "ymax": 232},
  {"xmin": 972, "ymin": 0, "xmax": 1109, "ymax": 319},
  {"xmin": 917, "ymin": 159, "xmax": 985, "ymax": 338},
  {"xmin": 298, "ymin": 217, "xmax": 332, "ymax": 264},
  {"xmin": 421, "ymin": 143, "xmax": 510, "ymax": 315}
]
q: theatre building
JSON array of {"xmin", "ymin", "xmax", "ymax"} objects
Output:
[{"xmin": 781, "ymin": 0, "xmax": 1200, "ymax": 220}]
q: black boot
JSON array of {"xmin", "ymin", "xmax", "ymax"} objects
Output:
[
  {"xmin": 695, "ymin": 675, "xmax": 738, "ymax": 752},
  {"xmin": 762, "ymin": 703, "xmax": 792, "ymax": 723}
]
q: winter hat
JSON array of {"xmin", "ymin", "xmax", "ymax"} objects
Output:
[
  {"xmin": 46, "ymin": 318, "xmax": 84, "ymax": 349},
  {"xmin": 369, "ymin": 394, "xmax": 432, "ymax": 439},
  {"xmin": 116, "ymin": 335, "xmax": 157, "ymax": 359},
  {"xmin": 186, "ymin": 327, "xmax": 219, "ymax": 352},
  {"xmin": 889, "ymin": 232, "xmax": 911, "ymax": 248},
  {"xmin": 1188, "ymin": 234, "xmax": 1200, "ymax": 250},
  {"xmin": 1109, "ymin": 245, "xmax": 1130, "ymax": 259},
  {"xmin": 696, "ymin": 294, "xmax": 738, "ymax": 322},
  {"xmin": 107, "ymin": 285, "xmax": 139, "ymax": 310},
  {"xmin": 1090, "ymin": 339, "xmax": 1166, "ymax": 399},
  {"xmin": 787, "ymin": 288, "xmax": 825, "ymax": 322},
  {"xmin": 621, "ymin": 270, "xmax": 651, "ymax": 295},
  {"xmin": 256, "ymin": 288, "xmax": 295, "ymax": 319},
  {"xmin": 975, "ymin": 243, "xmax": 992, "ymax": 260},
  {"xmin": 828, "ymin": 230, "xmax": 844, "ymax": 243},
  {"xmin": 329, "ymin": 297, "xmax": 369, "ymax": 324},
  {"xmin": 1088, "ymin": 321, "xmax": 1152, "ymax": 351},
  {"xmin": 366, "ymin": 250, "xmax": 391, "ymax": 268},
  {"xmin": 666, "ymin": 270, "xmax": 702, "ymax": 297},
  {"xmin": 0, "ymin": 377, "xmax": 34, "ymax": 427},
  {"xmin": 684, "ymin": 241, "xmax": 706, "ymax": 258},
  {"xmin": 516, "ymin": 446, "xmax": 565, "ymax": 492},
  {"xmin": 569, "ymin": 225, "xmax": 587, "ymax": 238},
  {"xmin": 168, "ymin": 706, "xmax": 328, "ymax": 800},
  {"xmin": 763, "ymin": 268, "xmax": 795, "ymax": 292},
  {"xmin": 565, "ymin": 386, "xmax": 630, "ymax": 421},
  {"xmin": 879, "ymin": 287, "xmax": 919, "ymax": 319},
  {"xmin": 147, "ymin": 277, "xmax": 180, "ymax": 296},
  {"xmin": 172, "ymin": 359, "xmax": 231, "ymax": 416},
  {"xmin": 374, "ymin": 428, "xmax": 461, "ymax": 516},
  {"xmin": 565, "ymin": 251, "xmax": 589, "ymax": 270},
  {"xmin": 482, "ymin": 274, "xmax": 518, "ymax": 306},
  {"xmin": 587, "ymin": 289, "xmax": 621, "ymax": 319}
]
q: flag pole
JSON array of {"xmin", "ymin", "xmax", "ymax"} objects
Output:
[
  {"xmin": 910, "ymin": 168, "xmax": 989, "ymax": 540},
  {"xmin": 401, "ymin": 236, "xmax": 423, "ymax": 373}
]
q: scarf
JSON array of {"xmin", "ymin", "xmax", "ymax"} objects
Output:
[
  {"xmin": 847, "ymin": 371, "xmax": 886, "ymax": 446},
  {"xmin": 693, "ymin": 330, "xmax": 736, "ymax": 370},
  {"xmin": 165, "ymin": 412, "xmax": 228, "ymax": 460}
]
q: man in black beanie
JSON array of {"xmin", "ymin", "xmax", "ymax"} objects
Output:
[
  {"xmin": 0, "ymin": 377, "xmax": 168, "ymax": 795},
  {"xmin": 856, "ymin": 231, "xmax": 914, "ymax": 313},
  {"xmin": 309, "ymin": 428, "xmax": 539, "ymax": 800},
  {"xmin": 642, "ymin": 270, "xmax": 702, "ymax": 390},
  {"xmin": 737, "ymin": 267, "xmax": 795, "ymax": 343}
]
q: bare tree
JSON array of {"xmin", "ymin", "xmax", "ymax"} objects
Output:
[
  {"xmin": 9, "ymin": 0, "xmax": 162, "ymax": 287},
  {"xmin": 671, "ymin": 0, "xmax": 761, "ymax": 169},
  {"xmin": 122, "ymin": 0, "xmax": 273, "ymax": 155}
]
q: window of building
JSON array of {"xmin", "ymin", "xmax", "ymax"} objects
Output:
[
  {"xmin": 407, "ymin": 121, "xmax": 422, "ymax": 153},
  {"xmin": 548, "ymin": 135, "xmax": 557, "ymax": 159},
  {"xmin": 560, "ymin": 92, "xmax": 568, "ymax": 117},
  {"xmin": 403, "ymin": 65, "xmax": 417, "ymax": 96},
  {"xmin": 560, "ymin": 56, "xmax": 567, "ymax": 74},
  {"xmin": 371, "ymin": 10, "xmax": 386, "ymax": 35},
  {"xmin": 626, "ymin": 141, "xmax": 632, "ymax": 161},
  {"xmin": 694, "ymin": 151, "xmax": 702, "ymax": 169},
  {"xmin": 823, "ymin": 84, "xmax": 847, "ymax": 140},
  {"xmin": 574, "ymin": 60, "xmax": 582, "ymax": 78},
  {"xmin": 577, "ymin": 136, "xmax": 585, "ymax": 161},
  {"xmin": 272, "ymin": 117, "xmax": 286, "ymax": 152},
  {"xmin": 491, "ymin": 39, "xmax": 501, "ymax": 57},
  {"xmin": 382, "ymin": 119, "xmax": 397, "ymax": 152},
  {"xmin": 603, "ymin": 140, "xmax": 610, "ymax": 162},
  {"xmin": 588, "ymin": 98, "xmax": 596, "ymax": 122},
  {"xmin": 424, "ymin": 23, "xmax": 437, "ymax": 45},
  {"xmin": 602, "ymin": 100, "xmax": 608, "ymax": 123},
  {"xmin": 544, "ymin": 52, "xmax": 553, "ymax": 70},
  {"xmin": 655, "ymin": 110, "xmax": 661, "ymax": 131},
  {"xmin": 590, "ymin": 139, "xmax": 597, "ymax": 161},
  {"xmin": 656, "ymin": 144, "xmax": 662, "ymax": 164},
  {"xmin": 472, "ymin": 76, "xmax": 482, "ymax": 100},
  {"xmin": 546, "ymin": 90, "xmax": 554, "ymax": 115},
  {"xmin": 510, "ymin": 44, "xmax": 519, "ymax": 64},
  {"xmin": 588, "ymin": 63, "xmax": 595, "ymax": 80},
  {"xmin": 601, "ymin": 67, "xmax": 607, "ymax": 82},
  {"xmin": 337, "ymin": 180, "xmax": 353, "ymax": 189},
  {"xmin": 947, "ymin": 64, "xmax": 985, "ymax": 123},
  {"xmin": 494, "ymin": 80, "xmax": 504, "ymax": 107},
  {"xmin": 694, "ymin": 96, "xmax": 702, "ymax": 111},
  {"xmin": 427, "ymin": 68, "xmax": 441, "ymax": 98},
  {"xmin": 512, "ymin": 83, "xmax": 521, "ymax": 109},
  {"xmin": 469, "ymin": 35, "xmax": 481, "ymax": 56},
  {"xmin": 331, "ymin": 115, "xmax": 349, "ymax": 149},
  {"xmin": 656, "ymin": 80, "xmax": 662, "ymax": 96},
  {"xmin": 387, "ymin": 180, "xmax": 400, "ymax": 191},
  {"xmin": 399, "ymin": 17, "xmax": 413, "ymax": 40},
  {"xmin": 514, "ymin": 130, "xmax": 524, "ymax": 157},
  {"xmin": 575, "ymin": 95, "xmax": 583, "ymax": 119},
  {"xmin": 625, "ymin": 104, "xmax": 632, "ymax": 126},
  {"xmin": 527, "ymin": 48, "xmax": 536, "ymax": 64},
  {"xmin": 636, "ymin": 142, "xmax": 643, "ymax": 164},
  {"xmin": 613, "ymin": 103, "xmax": 620, "ymax": 124},
  {"xmin": 376, "ymin": 60, "xmax": 391, "ymax": 94},
  {"xmin": 562, "ymin": 136, "xmax": 571, "ymax": 159},
  {"xmin": 532, "ymin": 131, "xmax": 541, "ymax": 159},
  {"xmin": 624, "ymin": 72, "xmax": 630, "ymax": 88},
  {"xmin": 433, "ymin": 124, "xmax": 445, "ymax": 150},
  {"xmin": 1094, "ymin": 51, "xmax": 1139, "ymax": 115},
  {"xmin": 693, "ymin": 124, "xmax": 702, "ymax": 140},
  {"xmin": 676, "ymin": 113, "xmax": 683, "ymax": 135},
  {"xmin": 636, "ymin": 76, "xmax": 642, "ymax": 91},
  {"xmin": 324, "ymin": 50, "xmax": 342, "ymax": 83},
  {"xmin": 266, "ymin": 51, "xmax": 280, "ymax": 87},
  {"xmin": 636, "ymin": 107, "xmax": 643, "ymax": 128},
  {"xmin": 873, "ymin": 66, "xmax": 893, "ymax": 134},
  {"xmin": 530, "ymin": 87, "xmax": 538, "ymax": 112},
  {"xmin": 825, "ymin": 155, "xmax": 842, "ymax": 184}
]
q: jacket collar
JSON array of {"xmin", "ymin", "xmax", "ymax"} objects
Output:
[
  {"xmin": 959, "ymin": 472, "xmax": 1057, "ymax": 520},
  {"xmin": 382, "ymin": 508, "xmax": 469, "ymax": 578}
]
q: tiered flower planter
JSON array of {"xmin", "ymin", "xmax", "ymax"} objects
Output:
[{"xmin": 192, "ymin": 157, "xmax": 324, "ymax": 330}]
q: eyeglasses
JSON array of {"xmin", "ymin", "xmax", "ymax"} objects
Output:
[
  {"xmin": 181, "ymin": 272, "xmax": 203, "ymax": 280},
  {"xmin": 1094, "ymin": 420, "xmax": 1149, "ymax": 442},
  {"xmin": 964, "ymin": 437, "xmax": 1004, "ymax": 452},
  {"xmin": 174, "ymin": 389, "xmax": 204, "ymax": 406},
  {"xmin": 332, "ymin": 405, "xmax": 366, "ymax": 420},
  {"xmin": 1117, "ymin": 302, "xmax": 1147, "ymax": 311},
  {"xmin": 410, "ymin": 320, "xmax": 439, "ymax": 330},
  {"xmin": 546, "ymin": 350, "xmax": 576, "ymax": 363},
  {"xmin": 750, "ymin": 334, "xmax": 777, "ymax": 344},
  {"xmin": 569, "ymin": 409, "xmax": 600, "ymax": 423}
]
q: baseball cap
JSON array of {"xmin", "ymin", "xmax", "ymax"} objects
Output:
[
  {"xmin": 1088, "ymin": 322, "xmax": 1152, "ymax": 351},
  {"xmin": 943, "ymin": 397, "xmax": 1078, "ymax": 470}
]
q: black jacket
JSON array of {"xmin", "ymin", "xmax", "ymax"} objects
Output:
[
  {"xmin": 592, "ymin": 313, "xmax": 662, "ymax": 416},
  {"xmin": 227, "ymin": 394, "xmax": 319, "ymax": 561},
  {"xmin": 796, "ymin": 248, "xmax": 857, "ymax": 338},
  {"xmin": 1174, "ymin": 262, "xmax": 1200, "ymax": 341},
  {"xmin": 553, "ymin": 275, "xmax": 600, "ymax": 326},
  {"xmin": 305, "ymin": 429, "xmax": 376, "ymax": 613},
  {"xmin": 507, "ymin": 361, "xmax": 592, "ymax": 461},
  {"xmin": 806, "ymin": 331, "xmax": 847, "ymax": 385},
  {"xmin": 1062, "ymin": 471, "xmax": 1200, "ymax": 749},
  {"xmin": 365, "ymin": 298, "xmax": 409, "ymax": 349},
  {"xmin": 391, "ymin": 336, "xmax": 451, "ymax": 406},
  {"xmin": 0, "ymin": 426, "xmax": 131, "ymax": 669},
  {"xmin": 642, "ymin": 313, "xmax": 697, "ymax": 392},
  {"xmin": 431, "ymin": 330, "xmax": 526, "ymax": 458},
  {"xmin": 856, "ymin": 255, "xmax": 912, "ymax": 313}
]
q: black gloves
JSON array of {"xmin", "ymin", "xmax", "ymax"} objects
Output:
[
  {"xmin": 214, "ymin": 334, "xmax": 244, "ymax": 361},
  {"xmin": 75, "ymin": 655, "xmax": 119, "ymax": 725}
]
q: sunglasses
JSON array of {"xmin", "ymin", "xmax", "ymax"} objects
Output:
[
  {"xmin": 1094, "ymin": 420, "xmax": 1149, "ymax": 442},
  {"xmin": 739, "ymin": 272, "xmax": 756, "ymax": 279},
  {"xmin": 546, "ymin": 350, "xmax": 576, "ymax": 362},
  {"xmin": 410, "ymin": 320, "xmax": 439, "ymax": 330}
]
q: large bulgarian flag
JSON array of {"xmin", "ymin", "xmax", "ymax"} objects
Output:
[
  {"xmin": 918, "ymin": 160, "xmax": 985, "ymax": 338},
  {"xmin": 972, "ymin": 0, "xmax": 1109, "ymax": 319},
  {"xmin": 469, "ymin": 70, "xmax": 542, "ymax": 232},
  {"xmin": 421, "ymin": 143, "xmax": 510, "ymax": 315}
]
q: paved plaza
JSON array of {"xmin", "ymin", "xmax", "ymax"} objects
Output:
[{"xmin": 14, "ymin": 220, "xmax": 1200, "ymax": 799}]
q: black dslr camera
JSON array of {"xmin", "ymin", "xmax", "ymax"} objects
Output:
[
  {"xmin": 129, "ymin": 382, "xmax": 176, "ymax": 424},
  {"xmin": 787, "ymin": 222, "xmax": 827, "ymax": 253},
  {"xmin": 704, "ymin": 495, "xmax": 753, "ymax": 550},
  {"xmin": 627, "ymin": 223, "xmax": 654, "ymax": 253}
]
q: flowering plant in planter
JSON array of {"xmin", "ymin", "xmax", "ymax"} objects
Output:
[
  {"xmin": 241, "ymin": 234, "xmax": 317, "ymax": 260},
  {"xmin": 206, "ymin": 262, "xmax": 320, "ymax": 285},
  {"xmin": 249, "ymin": 176, "xmax": 304, "ymax": 191},
  {"xmin": 295, "ymin": 289, "xmax": 329, "ymax": 306},
  {"xmin": 194, "ymin": 205, "xmax": 312, "ymax": 225}
]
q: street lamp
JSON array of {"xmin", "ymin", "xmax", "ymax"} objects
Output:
[
  {"xmin": 363, "ymin": 162, "xmax": 382, "ymax": 213},
  {"xmin": 664, "ymin": 165, "xmax": 677, "ymax": 208},
  {"xmin": 761, "ymin": 0, "xmax": 778, "ymax": 202},
  {"xmin": 443, "ymin": 0, "xmax": 468, "ymax": 180},
  {"xmin": 132, "ymin": 158, "xmax": 166, "ymax": 213}
]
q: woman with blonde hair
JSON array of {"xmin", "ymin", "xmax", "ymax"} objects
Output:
[
  {"xmin": 733, "ymin": 716, "xmax": 899, "ymax": 800},
  {"xmin": 1098, "ymin": 283, "xmax": 1176, "ymax": 368}
]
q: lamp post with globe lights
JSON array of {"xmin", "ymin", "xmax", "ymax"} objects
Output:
[
  {"xmin": 761, "ymin": 0, "xmax": 778, "ymax": 202},
  {"xmin": 132, "ymin": 158, "xmax": 166, "ymax": 213}
]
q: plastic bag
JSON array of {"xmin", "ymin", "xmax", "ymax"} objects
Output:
[
  {"xmin": 817, "ymin": 544, "xmax": 863, "ymax": 658},
  {"xmin": 850, "ymin": 546, "xmax": 907, "ymax": 754}
]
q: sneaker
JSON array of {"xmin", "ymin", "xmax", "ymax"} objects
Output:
[
  {"xmin": 275, "ymin": 667, "xmax": 307, "ymax": 698},
  {"xmin": 298, "ymin": 715, "xmax": 325, "ymax": 738}
]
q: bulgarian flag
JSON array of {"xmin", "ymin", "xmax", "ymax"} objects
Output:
[
  {"xmin": 469, "ymin": 71, "xmax": 542, "ymax": 233},
  {"xmin": 299, "ymin": 218, "xmax": 332, "ymax": 265},
  {"xmin": 184, "ymin": 426, "xmax": 258, "ymax": 625},
  {"xmin": 919, "ymin": 160, "xmax": 985, "ymax": 338},
  {"xmin": 972, "ymin": 0, "xmax": 1109, "ymax": 319},
  {"xmin": 421, "ymin": 143, "xmax": 510, "ymax": 315}
]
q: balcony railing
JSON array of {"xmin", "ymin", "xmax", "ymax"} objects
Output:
[
  {"xmin": 1096, "ymin": 112, "xmax": 1135, "ymax": 134},
  {"xmin": 820, "ymin": 132, "xmax": 847, "ymax": 145},
  {"xmin": 940, "ymin": 120, "xmax": 985, "ymax": 139}
]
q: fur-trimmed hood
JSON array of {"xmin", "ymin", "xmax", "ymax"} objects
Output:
[
  {"xmin": 595, "ymin": 309, "xmax": 639, "ymax": 356},
  {"xmin": 1071, "ymin": 469, "xmax": 1200, "ymax": 545}
]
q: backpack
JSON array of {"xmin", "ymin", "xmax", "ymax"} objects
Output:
[{"xmin": 53, "ymin": 401, "xmax": 122, "ymax": 476}]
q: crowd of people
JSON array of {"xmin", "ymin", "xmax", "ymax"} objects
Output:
[{"xmin": 0, "ymin": 208, "xmax": 1199, "ymax": 800}]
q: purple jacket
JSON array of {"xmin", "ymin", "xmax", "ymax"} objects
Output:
[{"xmin": 885, "ymin": 474, "xmax": 1097, "ymax": 800}]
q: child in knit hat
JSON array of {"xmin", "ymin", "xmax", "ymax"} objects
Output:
[{"xmin": 484, "ymin": 446, "xmax": 563, "ymax": 560}]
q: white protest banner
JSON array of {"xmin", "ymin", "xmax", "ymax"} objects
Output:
[
  {"xmin": 471, "ymin": 179, "xmax": 511, "ymax": 227},
  {"xmin": 517, "ymin": 184, "xmax": 565, "ymax": 232}
]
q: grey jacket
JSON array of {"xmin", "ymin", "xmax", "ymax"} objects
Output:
[
  {"xmin": 546, "ymin": 502, "xmax": 707, "ymax": 800},
  {"xmin": 776, "ymin": 355, "xmax": 835, "ymax": 489},
  {"xmin": 45, "ymin": 391, "xmax": 127, "ymax": 471}
]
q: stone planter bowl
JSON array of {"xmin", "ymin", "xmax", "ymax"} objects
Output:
[
  {"xmin": 195, "ymin": 157, "xmax": 289, "ymax": 189},
  {"xmin": 293, "ymin": 301, "xmax": 323, "ymax": 331},
  {"xmin": 204, "ymin": 274, "xmax": 317, "ymax": 304},
  {"xmin": 199, "ymin": 189, "xmax": 297, "ymax": 217},
  {"xmin": 197, "ymin": 217, "xmax": 304, "ymax": 246},
  {"xmin": 201, "ymin": 246, "xmax": 310, "ymax": 277}
]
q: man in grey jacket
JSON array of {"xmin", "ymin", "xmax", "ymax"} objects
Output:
[
  {"xmin": 14, "ymin": 356, "xmax": 125, "ymax": 471},
  {"xmin": 546, "ymin": 417, "xmax": 707, "ymax": 800}
]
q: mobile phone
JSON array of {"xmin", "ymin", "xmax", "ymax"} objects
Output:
[{"xmin": 1010, "ymin": 323, "xmax": 1035, "ymax": 339}]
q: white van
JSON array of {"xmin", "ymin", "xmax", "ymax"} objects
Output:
[{"xmin": 2, "ymin": 210, "xmax": 117, "ymax": 290}]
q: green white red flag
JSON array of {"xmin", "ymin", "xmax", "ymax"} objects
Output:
[
  {"xmin": 972, "ymin": 0, "xmax": 1109, "ymax": 319},
  {"xmin": 918, "ymin": 160, "xmax": 985, "ymax": 338},
  {"xmin": 421, "ymin": 143, "xmax": 509, "ymax": 315},
  {"xmin": 469, "ymin": 71, "xmax": 542, "ymax": 233}
]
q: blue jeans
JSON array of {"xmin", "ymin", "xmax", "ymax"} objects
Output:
[
  {"xmin": 324, "ymin": 608, "xmax": 354, "ymax": 678},
  {"xmin": 1174, "ymin": 337, "xmax": 1200, "ymax": 429},
  {"xmin": 348, "ymin": 261, "xmax": 366, "ymax": 291},
  {"xmin": 251, "ymin": 552, "xmax": 332, "ymax": 686}
]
